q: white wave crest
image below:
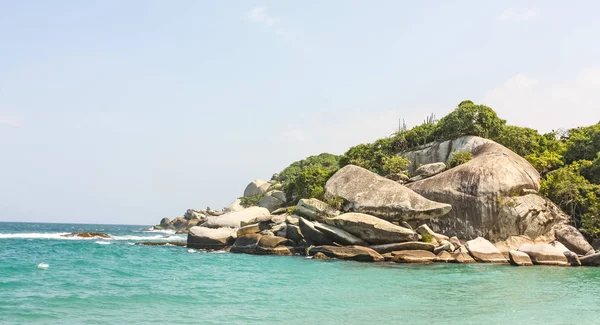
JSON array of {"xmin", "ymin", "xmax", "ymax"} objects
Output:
[
  {"xmin": 37, "ymin": 263, "xmax": 49, "ymax": 269},
  {"xmin": 187, "ymin": 249, "xmax": 197, "ymax": 253},
  {"xmin": 0, "ymin": 233, "xmax": 186, "ymax": 241},
  {"xmin": 95, "ymin": 241, "xmax": 111, "ymax": 245}
]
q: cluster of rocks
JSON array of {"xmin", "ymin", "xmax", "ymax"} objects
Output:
[{"xmin": 153, "ymin": 135, "xmax": 600, "ymax": 267}]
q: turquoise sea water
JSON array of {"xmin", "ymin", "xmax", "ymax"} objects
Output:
[{"xmin": 1, "ymin": 222, "xmax": 600, "ymax": 325}]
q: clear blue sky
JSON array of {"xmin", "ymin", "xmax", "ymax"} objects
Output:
[{"xmin": 1, "ymin": 1, "xmax": 599, "ymax": 224}]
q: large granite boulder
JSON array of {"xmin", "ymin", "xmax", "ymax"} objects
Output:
[
  {"xmin": 295, "ymin": 198, "xmax": 340, "ymax": 222},
  {"xmin": 313, "ymin": 222, "xmax": 367, "ymax": 246},
  {"xmin": 409, "ymin": 162, "xmax": 446, "ymax": 182},
  {"xmin": 258, "ymin": 191, "xmax": 287, "ymax": 212},
  {"xmin": 494, "ymin": 235, "xmax": 536, "ymax": 259},
  {"xmin": 391, "ymin": 250, "xmax": 437, "ymax": 263},
  {"xmin": 465, "ymin": 237, "xmax": 508, "ymax": 263},
  {"xmin": 159, "ymin": 217, "xmax": 171, "ymax": 228},
  {"xmin": 243, "ymin": 179, "xmax": 270, "ymax": 197},
  {"xmin": 518, "ymin": 243, "xmax": 568, "ymax": 266},
  {"xmin": 202, "ymin": 207, "xmax": 270, "ymax": 229},
  {"xmin": 435, "ymin": 251, "xmax": 456, "ymax": 262},
  {"xmin": 369, "ymin": 241, "xmax": 435, "ymax": 254},
  {"xmin": 404, "ymin": 136, "xmax": 569, "ymax": 241},
  {"xmin": 298, "ymin": 217, "xmax": 333, "ymax": 246},
  {"xmin": 555, "ymin": 225, "xmax": 594, "ymax": 256},
  {"xmin": 308, "ymin": 245, "xmax": 384, "ymax": 262},
  {"xmin": 184, "ymin": 209, "xmax": 206, "ymax": 220},
  {"xmin": 509, "ymin": 250, "xmax": 533, "ymax": 266},
  {"xmin": 230, "ymin": 234, "xmax": 262, "ymax": 254},
  {"xmin": 580, "ymin": 253, "xmax": 600, "ymax": 266},
  {"xmin": 324, "ymin": 213, "xmax": 417, "ymax": 245},
  {"xmin": 225, "ymin": 199, "xmax": 245, "ymax": 213},
  {"xmin": 563, "ymin": 251, "xmax": 581, "ymax": 266},
  {"xmin": 324, "ymin": 165, "xmax": 451, "ymax": 221},
  {"xmin": 187, "ymin": 226, "xmax": 235, "ymax": 249}
]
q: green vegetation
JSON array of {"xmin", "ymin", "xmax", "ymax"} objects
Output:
[
  {"xmin": 324, "ymin": 196, "xmax": 344, "ymax": 210},
  {"xmin": 419, "ymin": 233, "xmax": 433, "ymax": 243},
  {"xmin": 273, "ymin": 100, "xmax": 600, "ymax": 238},
  {"xmin": 448, "ymin": 151, "xmax": 473, "ymax": 168},
  {"xmin": 239, "ymin": 194, "xmax": 263, "ymax": 208}
]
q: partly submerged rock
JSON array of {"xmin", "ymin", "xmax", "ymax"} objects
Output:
[
  {"xmin": 494, "ymin": 235, "xmax": 535, "ymax": 259},
  {"xmin": 62, "ymin": 232, "xmax": 111, "ymax": 239},
  {"xmin": 435, "ymin": 251, "xmax": 456, "ymax": 263},
  {"xmin": 465, "ymin": 237, "xmax": 508, "ymax": 263},
  {"xmin": 555, "ymin": 225, "xmax": 594, "ymax": 256},
  {"xmin": 202, "ymin": 207, "xmax": 270, "ymax": 229},
  {"xmin": 580, "ymin": 252, "xmax": 600, "ymax": 266},
  {"xmin": 452, "ymin": 251, "xmax": 476, "ymax": 264},
  {"xmin": 563, "ymin": 251, "xmax": 581, "ymax": 266},
  {"xmin": 295, "ymin": 198, "xmax": 340, "ymax": 222},
  {"xmin": 308, "ymin": 245, "xmax": 384, "ymax": 262},
  {"xmin": 508, "ymin": 250, "xmax": 533, "ymax": 266},
  {"xmin": 324, "ymin": 165, "xmax": 452, "ymax": 221},
  {"xmin": 518, "ymin": 243, "xmax": 568, "ymax": 266},
  {"xmin": 324, "ymin": 213, "xmax": 417, "ymax": 245},
  {"xmin": 369, "ymin": 242, "xmax": 435, "ymax": 254},
  {"xmin": 404, "ymin": 136, "xmax": 569, "ymax": 241},
  {"xmin": 391, "ymin": 250, "xmax": 437, "ymax": 263},
  {"xmin": 187, "ymin": 226, "xmax": 235, "ymax": 250}
]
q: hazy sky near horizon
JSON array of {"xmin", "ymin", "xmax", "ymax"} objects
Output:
[{"xmin": 1, "ymin": 1, "xmax": 599, "ymax": 224}]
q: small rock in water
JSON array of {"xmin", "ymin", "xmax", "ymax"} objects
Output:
[{"xmin": 37, "ymin": 263, "xmax": 49, "ymax": 269}]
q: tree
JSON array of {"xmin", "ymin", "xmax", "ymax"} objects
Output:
[
  {"xmin": 493, "ymin": 125, "xmax": 543, "ymax": 157},
  {"xmin": 276, "ymin": 153, "xmax": 340, "ymax": 202},
  {"xmin": 564, "ymin": 123, "xmax": 600, "ymax": 163},
  {"xmin": 382, "ymin": 156, "xmax": 411, "ymax": 174},
  {"xmin": 434, "ymin": 101, "xmax": 506, "ymax": 141},
  {"xmin": 525, "ymin": 150, "xmax": 565, "ymax": 176},
  {"xmin": 448, "ymin": 151, "xmax": 472, "ymax": 168},
  {"xmin": 403, "ymin": 123, "xmax": 437, "ymax": 148}
]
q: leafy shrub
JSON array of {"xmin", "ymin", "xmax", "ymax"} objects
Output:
[
  {"xmin": 434, "ymin": 101, "xmax": 506, "ymax": 141},
  {"xmin": 286, "ymin": 206, "xmax": 296, "ymax": 215},
  {"xmin": 382, "ymin": 156, "xmax": 411, "ymax": 175},
  {"xmin": 239, "ymin": 194, "xmax": 263, "ymax": 208},
  {"xmin": 448, "ymin": 151, "xmax": 473, "ymax": 168},
  {"xmin": 525, "ymin": 150, "xmax": 565, "ymax": 176},
  {"xmin": 324, "ymin": 196, "xmax": 344, "ymax": 210},
  {"xmin": 276, "ymin": 153, "xmax": 341, "ymax": 202},
  {"xmin": 419, "ymin": 233, "xmax": 432, "ymax": 243}
]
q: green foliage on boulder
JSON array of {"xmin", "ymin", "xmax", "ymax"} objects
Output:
[
  {"xmin": 434, "ymin": 100, "xmax": 506, "ymax": 141},
  {"xmin": 239, "ymin": 194, "xmax": 263, "ymax": 208},
  {"xmin": 525, "ymin": 150, "xmax": 565, "ymax": 176},
  {"xmin": 448, "ymin": 151, "xmax": 473, "ymax": 168},
  {"xmin": 564, "ymin": 123, "xmax": 600, "ymax": 163},
  {"xmin": 276, "ymin": 153, "xmax": 340, "ymax": 202},
  {"xmin": 382, "ymin": 156, "xmax": 411, "ymax": 175}
]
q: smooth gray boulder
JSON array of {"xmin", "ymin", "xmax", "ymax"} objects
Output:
[
  {"xmin": 202, "ymin": 207, "xmax": 270, "ymax": 229},
  {"xmin": 308, "ymin": 245, "xmax": 384, "ymax": 262},
  {"xmin": 563, "ymin": 251, "xmax": 581, "ymax": 266},
  {"xmin": 404, "ymin": 136, "xmax": 569, "ymax": 241},
  {"xmin": 465, "ymin": 237, "xmax": 508, "ymax": 263},
  {"xmin": 159, "ymin": 217, "xmax": 170, "ymax": 228},
  {"xmin": 314, "ymin": 222, "xmax": 368, "ymax": 246},
  {"xmin": 391, "ymin": 250, "xmax": 437, "ymax": 263},
  {"xmin": 324, "ymin": 165, "xmax": 451, "ymax": 221},
  {"xmin": 298, "ymin": 217, "xmax": 333, "ymax": 246},
  {"xmin": 258, "ymin": 191, "xmax": 286, "ymax": 212},
  {"xmin": 187, "ymin": 226, "xmax": 235, "ymax": 249},
  {"xmin": 243, "ymin": 179, "xmax": 270, "ymax": 197},
  {"xmin": 369, "ymin": 241, "xmax": 435, "ymax": 254},
  {"xmin": 295, "ymin": 198, "xmax": 340, "ymax": 222},
  {"xmin": 509, "ymin": 250, "xmax": 533, "ymax": 266},
  {"xmin": 555, "ymin": 225, "xmax": 594, "ymax": 256},
  {"xmin": 518, "ymin": 243, "xmax": 568, "ymax": 266},
  {"xmin": 224, "ymin": 199, "xmax": 245, "ymax": 212},
  {"xmin": 323, "ymin": 213, "xmax": 417, "ymax": 245},
  {"xmin": 580, "ymin": 252, "xmax": 600, "ymax": 266},
  {"xmin": 409, "ymin": 162, "xmax": 446, "ymax": 182},
  {"xmin": 230, "ymin": 234, "xmax": 262, "ymax": 254}
]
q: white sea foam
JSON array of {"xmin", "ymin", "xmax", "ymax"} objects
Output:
[
  {"xmin": 0, "ymin": 233, "xmax": 186, "ymax": 241},
  {"xmin": 37, "ymin": 263, "xmax": 49, "ymax": 269},
  {"xmin": 95, "ymin": 241, "xmax": 111, "ymax": 245},
  {"xmin": 187, "ymin": 249, "xmax": 197, "ymax": 253},
  {"xmin": 140, "ymin": 229, "xmax": 177, "ymax": 234}
]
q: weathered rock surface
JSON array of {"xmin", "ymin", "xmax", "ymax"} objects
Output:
[
  {"xmin": 416, "ymin": 224, "xmax": 449, "ymax": 242},
  {"xmin": 409, "ymin": 162, "xmax": 446, "ymax": 182},
  {"xmin": 313, "ymin": 222, "xmax": 367, "ymax": 246},
  {"xmin": 580, "ymin": 252, "xmax": 600, "ymax": 266},
  {"xmin": 313, "ymin": 252, "xmax": 330, "ymax": 260},
  {"xmin": 404, "ymin": 136, "xmax": 569, "ymax": 241},
  {"xmin": 369, "ymin": 241, "xmax": 435, "ymax": 254},
  {"xmin": 298, "ymin": 217, "xmax": 333, "ymax": 246},
  {"xmin": 159, "ymin": 218, "xmax": 171, "ymax": 228},
  {"xmin": 308, "ymin": 245, "xmax": 384, "ymax": 262},
  {"xmin": 62, "ymin": 232, "xmax": 111, "ymax": 238},
  {"xmin": 494, "ymin": 235, "xmax": 535, "ymax": 259},
  {"xmin": 391, "ymin": 250, "xmax": 437, "ymax": 263},
  {"xmin": 518, "ymin": 243, "xmax": 568, "ymax": 266},
  {"xmin": 465, "ymin": 237, "xmax": 508, "ymax": 263},
  {"xmin": 295, "ymin": 198, "xmax": 340, "ymax": 222},
  {"xmin": 564, "ymin": 251, "xmax": 581, "ymax": 266},
  {"xmin": 285, "ymin": 224, "xmax": 303, "ymax": 243},
  {"xmin": 324, "ymin": 165, "xmax": 452, "ymax": 221},
  {"xmin": 508, "ymin": 250, "xmax": 533, "ymax": 266},
  {"xmin": 555, "ymin": 225, "xmax": 594, "ymax": 256},
  {"xmin": 184, "ymin": 209, "xmax": 206, "ymax": 220},
  {"xmin": 452, "ymin": 251, "xmax": 476, "ymax": 264},
  {"xmin": 324, "ymin": 213, "xmax": 417, "ymax": 245},
  {"xmin": 225, "ymin": 199, "xmax": 245, "ymax": 213},
  {"xmin": 243, "ymin": 179, "xmax": 271, "ymax": 197},
  {"xmin": 203, "ymin": 207, "xmax": 270, "ymax": 229},
  {"xmin": 187, "ymin": 226, "xmax": 235, "ymax": 249},
  {"xmin": 259, "ymin": 191, "xmax": 287, "ymax": 212},
  {"xmin": 237, "ymin": 224, "xmax": 261, "ymax": 237},
  {"xmin": 435, "ymin": 251, "xmax": 455, "ymax": 263}
]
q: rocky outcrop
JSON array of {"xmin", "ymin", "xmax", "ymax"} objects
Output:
[
  {"xmin": 404, "ymin": 136, "xmax": 569, "ymax": 241},
  {"xmin": 324, "ymin": 165, "xmax": 452, "ymax": 221},
  {"xmin": 295, "ymin": 198, "xmax": 340, "ymax": 222},
  {"xmin": 494, "ymin": 235, "xmax": 536, "ymax": 259},
  {"xmin": 465, "ymin": 237, "xmax": 508, "ymax": 263},
  {"xmin": 159, "ymin": 218, "xmax": 171, "ymax": 228},
  {"xmin": 259, "ymin": 191, "xmax": 287, "ymax": 212},
  {"xmin": 436, "ymin": 251, "xmax": 455, "ymax": 262},
  {"xmin": 409, "ymin": 162, "xmax": 446, "ymax": 182},
  {"xmin": 508, "ymin": 250, "xmax": 533, "ymax": 266},
  {"xmin": 313, "ymin": 222, "xmax": 367, "ymax": 246},
  {"xmin": 324, "ymin": 213, "xmax": 417, "ymax": 245},
  {"xmin": 369, "ymin": 242, "xmax": 435, "ymax": 254},
  {"xmin": 563, "ymin": 251, "xmax": 581, "ymax": 266},
  {"xmin": 555, "ymin": 225, "xmax": 594, "ymax": 256},
  {"xmin": 243, "ymin": 179, "xmax": 271, "ymax": 197},
  {"xmin": 518, "ymin": 243, "xmax": 568, "ymax": 266},
  {"xmin": 225, "ymin": 199, "xmax": 245, "ymax": 213},
  {"xmin": 62, "ymin": 232, "xmax": 111, "ymax": 238},
  {"xmin": 202, "ymin": 207, "xmax": 270, "ymax": 229},
  {"xmin": 298, "ymin": 217, "xmax": 333, "ymax": 246},
  {"xmin": 308, "ymin": 245, "xmax": 384, "ymax": 262},
  {"xmin": 580, "ymin": 253, "xmax": 600, "ymax": 266},
  {"xmin": 187, "ymin": 226, "xmax": 235, "ymax": 250},
  {"xmin": 391, "ymin": 250, "xmax": 437, "ymax": 263}
]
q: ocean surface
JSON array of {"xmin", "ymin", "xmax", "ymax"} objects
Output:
[{"xmin": 1, "ymin": 222, "xmax": 600, "ymax": 325}]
